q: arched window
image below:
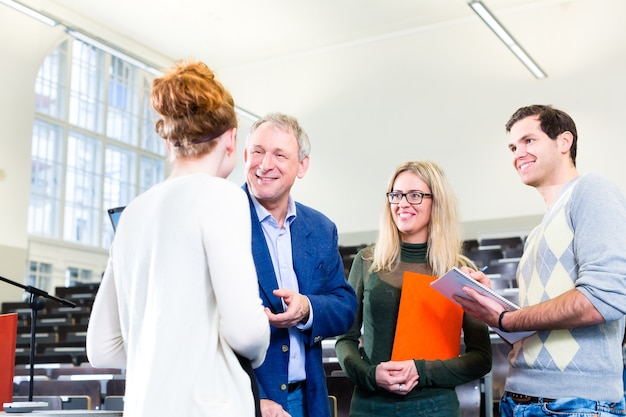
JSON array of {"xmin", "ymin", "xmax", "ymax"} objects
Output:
[{"xmin": 29, "ymin": 38, "xmax": 166, "ymax": 249}]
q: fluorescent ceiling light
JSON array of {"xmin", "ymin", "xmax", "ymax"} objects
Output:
[
  {"xmin": 0, "ymin": 0, "xmax": 58, "ymax": 26},
  {"xmin": 468, "ymin": 0, "xmax": 547, "ymax": 79}
]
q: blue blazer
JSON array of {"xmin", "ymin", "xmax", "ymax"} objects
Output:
[{"xmin": 244, "ymin": 184, "xmax": 357, "ymax": 417}]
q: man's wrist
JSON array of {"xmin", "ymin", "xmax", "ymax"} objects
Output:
[{"xmin": 498, "ymin": 310, "xmax": 510, "ymax": 332}]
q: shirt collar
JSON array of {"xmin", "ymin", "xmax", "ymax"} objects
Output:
[{"xmin": 249, "ymin": 193, "xmax": 297, "ymax": 225}]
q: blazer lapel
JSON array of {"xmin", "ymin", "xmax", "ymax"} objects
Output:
[
  {"xmin": 244, "ymin": 184, "xmax": 284, "ymax": 314},
  {"xmin": 290, "ymin": 213, "xmax": 312, "ymax": 294}
]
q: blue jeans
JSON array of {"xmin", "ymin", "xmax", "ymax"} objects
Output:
[
  {"xmin": 287, "ymin": 385, "xmax": 308, "ymax": 417},
  {"xmin": 500, "ymin": 393, "xmax": 626, "ymax": 417}
]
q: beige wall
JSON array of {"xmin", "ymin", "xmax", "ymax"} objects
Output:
[
  {"xmin": 0, "ymin": 10, "xmax": 60, "ymax": 304},
  {"xmin": 0, "ymin": 245, "xmax": 28, "ymax": 305}
]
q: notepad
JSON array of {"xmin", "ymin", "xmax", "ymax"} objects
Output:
[
  {"xmin": 391, "ymin": 272, "xmax": 463, "ymax": 361},
  {"xmin": 430, "ymin": 267, "xmax": 535, "ymax": 344}
]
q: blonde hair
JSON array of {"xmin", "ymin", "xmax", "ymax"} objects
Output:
[
  {"xmin": 151, "ymin": 58, "xmax": 237, "ymax": 159},
  {"xmin": 371, "ymin": 161, "xmax": 473, "ymax": 276}
]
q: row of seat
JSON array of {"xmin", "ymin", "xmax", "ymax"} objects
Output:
[
  {"xmin": 5, "ymin": 285, "xmax": 114, "ymax": 411},
  {"xmin": 5, "ymin": 260, "xmax": 517, "ymax": 415},
  {"xmin": 3, "ymin": 284, "xmax": 100, "ymax": 368},
  {"xmin": 339, "ymin": 236, "xmax": 526, "ymax": 280},
  {"xmin": 12, "ymin": 364, "xmax": 126, "ymax": 410}
]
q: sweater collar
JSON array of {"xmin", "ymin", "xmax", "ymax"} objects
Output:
[{"xmin": 400, "ymin": 241, "xmax": 428, "ymax": 263}]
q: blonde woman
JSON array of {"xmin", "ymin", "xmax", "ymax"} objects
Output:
[{"xmin": 335, "ymin": 161, "xmax": 492, "ymax": 417}]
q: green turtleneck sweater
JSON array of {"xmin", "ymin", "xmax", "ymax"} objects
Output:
[{"xmin": 335, "ymin": 242, "xmax": 492, "ymax": 403}]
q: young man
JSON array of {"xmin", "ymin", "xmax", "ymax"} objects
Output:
[
  {"xmin": 456, "ymin": 105, "xmax": 626, "ymax": 416},
  {"xmin": 242, "ymin": 112, "xmax": 357, "ymax": 417}
]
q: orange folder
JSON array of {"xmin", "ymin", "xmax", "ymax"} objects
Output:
[
  {"xmin": 391, "ymin": 272, "xmax": 463, "ymax": 361},
  {"xmin": 0, "ymin": 313, "xmax": 18, "ymax": 411}
]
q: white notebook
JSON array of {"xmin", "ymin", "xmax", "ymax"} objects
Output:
[{"xmin": 430, "ymin": 267, "xmax": 535, "ymax": 343}]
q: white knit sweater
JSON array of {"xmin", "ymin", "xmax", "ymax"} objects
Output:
[{"xmin": 87, "ymin": 173, "xmax": 270, "ymax": 417}]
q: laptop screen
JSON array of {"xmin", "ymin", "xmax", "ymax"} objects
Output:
[{"xmin": 107, "ymin": 206, "xmax": 126, "ymax": 232}]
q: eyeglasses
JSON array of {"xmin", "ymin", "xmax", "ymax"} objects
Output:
[{"xmin": 386, "ymin": 191, "xmax": 433, "ymax": 205}]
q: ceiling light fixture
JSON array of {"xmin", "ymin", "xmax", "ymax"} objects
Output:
[
  {"xmin": 0, "ymin": 0, "xmax": 58, "ymax": 26},
  {"xmin": 467, "ymin": 0, "xmax": 547, "ymax": 79}
]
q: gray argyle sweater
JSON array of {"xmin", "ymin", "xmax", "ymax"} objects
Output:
[{"xmin": 505, "ymin": 173, "xmax": 626, "ymax": 402}]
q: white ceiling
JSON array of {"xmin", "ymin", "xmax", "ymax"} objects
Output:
[
  {"xmin": 27, "ymin": 0, "xmax": 616, "ymax": 77},
  {"xmin": 10, "ymin": 0, "xmax": 626, "ymax": 239}
]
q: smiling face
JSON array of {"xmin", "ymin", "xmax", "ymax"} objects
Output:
[
  {"xmin": 244, "ymin": 122, "xmax": 309, "ymax": 215},
  {"xmin": 390, "ymin": 170, "xmax": 432, "ymax": 243},
  {"xmin": 507, "ymin": 115, "xmax": 567, "ymax": 189}
]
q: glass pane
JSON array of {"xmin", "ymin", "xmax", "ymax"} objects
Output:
[
  {"xmin": 64, "ymin": 132, "xmax": 102, "ymax": 245},
  {"xmin": 28, "ymin": 120, "xmax": 64, "ymax": 237},
  {"xmin": 69, "ymin": 41, "xmax": 105, "ymax": 133},
  {"xmin": 28, "ymin": 262, "xmax": 53, "ymax": 292},
  {"xmin": 65, "ymin": 267, "xmax": 94, "ymax": 286},
  {"xmin": 101, "ymin": 145, "xmax": 136, "ymax": 247},
  {"xmin": 107, "ymin": 57, "xmax": 139, "ymax": 145},
  {"xmin": 35, "ymin": 41, "xmax": 68, "ymax": 118},
  {"xmin": 140, "ymin": 155, "xmax": 165, "ymax": 194},
  {"xmin": 102, "ymin": 208, "xmax": 116, "ymax": 248},
  {"xmin": 103, "ymin": 144, "xmax": 136, "ymax": 206},
  {"xmin": 40, "ymin": 263, "xmax": 52, "ymax": 274},
  {"xmin": 28, "ymin": 261, "xmax": 37, "ymax": 287},
  {"xmin": 80, "ymin": 269, "xmax": 93, "ymax": 281},
  {"xmin": 28, "ymin": 194, "xmax": 61, "ymax": 238},
  {"xmin": 64, "ymin": 205, "xmax": 100, "ymax": 246},
  {"xmin": 65, "ymin": 267, "xmax": 78, "ymax": 287},
  {"xmin": 141, "ymin": 77, "xmax": 165, "ymax": 154}
]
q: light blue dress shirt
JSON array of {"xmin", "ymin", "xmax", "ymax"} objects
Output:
[{"xmin": 250, "ymin": 194, "xmax": 313, "ymax": 383}]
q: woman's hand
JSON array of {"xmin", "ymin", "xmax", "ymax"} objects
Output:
[{"xmin": 375, "ymin": 360, "xmax": 419, "ymax": 396}]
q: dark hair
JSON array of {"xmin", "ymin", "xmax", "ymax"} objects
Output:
[
  {"xmin": 505, "ymin": 104, "xmax": 577, "ymax": 166},
  {"xmin": 151, "ymin": 58, "xmax": 237, "ymax": 158}
]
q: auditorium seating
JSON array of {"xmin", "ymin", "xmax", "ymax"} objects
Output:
[
  {"xmin": 326, "ymin": 372, "xmax": 353, "ymax": 417},
  {"xmin": 15, "ymin": 379, "xmax": 102, "ymax": 409},
  {"xmin": 3, "ymin": 283, "xmax": 129, "ymax": 409},
  {"xmin": 2, "ymin": 283, "xmax": 99, "ymax": 367},
  {"xmin": 479, "ymin": 236, "xmax": 523, "ymax": 249},
  {"xmin": 12, "ymin": 395, "xmax": 91, "ymax": 410},
  {"xmin": 106, "ymin": 379, "xmax": 126, "ymax": 397},
  {"xmin": 4, "ymin": 237, "xmax": 528, "ymax": 414},
  {"xmin": 457, "ymin": 379, "xmax": 481, "ymax": 417},
  {"xmin": 463, "ymin": 235, "xmax": 525, "ymax": 269},
  {"xmin": 464, "ymin": 248, "xmax": 505, "ymax": 269},
  {"xmin": 339, "ymin": 244, "xmax": 367, "ymax": 279},
  {"xmin": 11, "ymin": 395, "xmax": 63, "ymax": 410},
  {"xmin": 12, "ymin": 363, "xmax": 125, "ymax": 409},
  {"xmin": 103, "ymin": 395, "xmax": 124, "ymax": 411}
]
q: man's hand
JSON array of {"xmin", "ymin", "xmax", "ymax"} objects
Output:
[
  {"xmin": 265, "ymin": 288, "xmax": 310, "ymax": 328},
  {"xmin": 454, "ymin": 267, "xmax": 505, "ymax": 328},
  {"xmin": 260, "ymin": 399, "xmax": 291, "ymax": 417},
  {"xmin": 459, "ymin": 266, "xmax": 492, "ymax": 287},
  {"xmin": 375, "ymin": 360, "xmax": 419, "ymax": 396},
  {"xmin": 454, "ymin": 286, "xmax": 504, "ymax": 329}
]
